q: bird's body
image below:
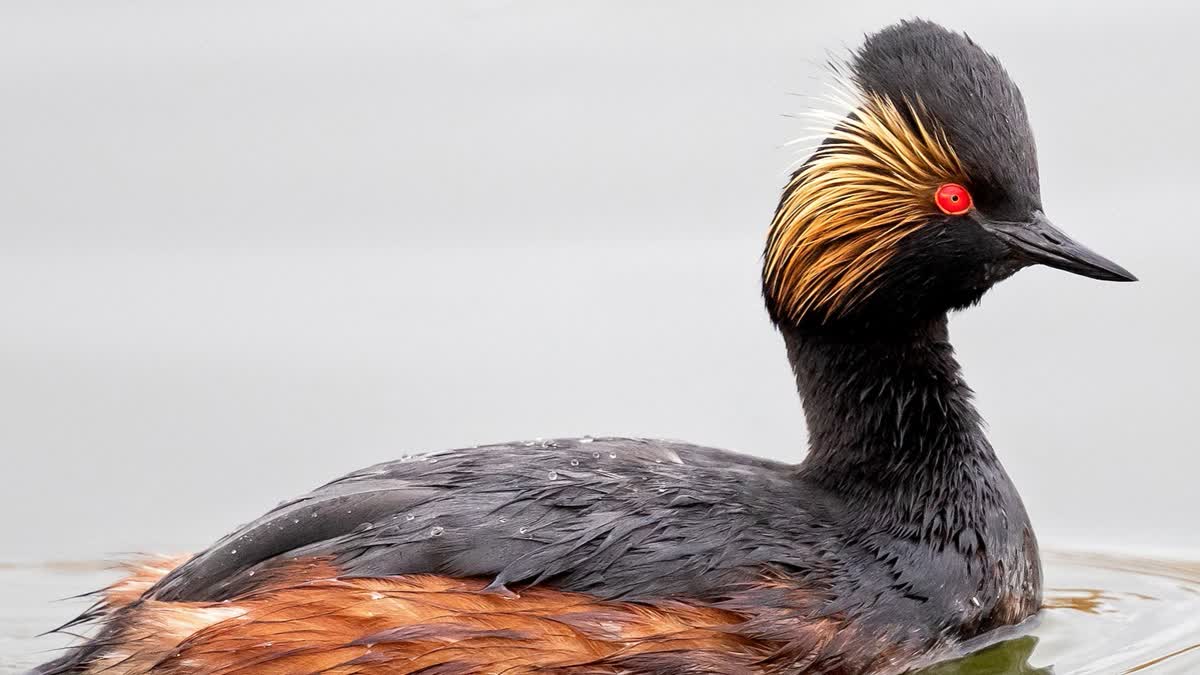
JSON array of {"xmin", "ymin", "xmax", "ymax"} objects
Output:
[
  {"xmin": 34, "ymin": 321, "xmax": 1039, "ymax": 674},
  {"xmin": 33, "ymin": 19, "xmax": 1133, "ymax": 675}
]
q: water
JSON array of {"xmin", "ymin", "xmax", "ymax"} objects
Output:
[{"xmin": 3, "ymin": 551, "xmax": 1197, "ymax": 674}]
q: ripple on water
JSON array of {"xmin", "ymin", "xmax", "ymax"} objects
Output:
[
  {"xmin": 914, "ymin": 551, "xmax": 1200, "ymax": 674},
  {"xmin": 1, "ymin": 552, "xmax": 1198, "ymax": 674}
]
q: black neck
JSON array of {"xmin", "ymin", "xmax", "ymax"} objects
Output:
[{"xmin": 783, "ymin": 315, "xmax": 1007, "ymax": 534}]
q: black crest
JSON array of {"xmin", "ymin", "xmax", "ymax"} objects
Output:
[{"xmin": 853, "ymin": 20, "xmax": 1041, "ymax": 220}]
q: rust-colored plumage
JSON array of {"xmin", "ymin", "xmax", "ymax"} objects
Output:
[
  {"xmin": 100, "ymin": 555, "xmax": 195, "ymax": 610},
  {"xmin": 72, "ymin": 556, "xmax": 873, "ymax": 675},
  {"xmin": 764, "ymin": 91, "xmax": 966, "ymax": 321}
]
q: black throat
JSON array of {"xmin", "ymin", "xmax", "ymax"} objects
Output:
[
  {"xmin": 782, "ymin": 315, "xmax": 1008, "ymax": 539},
  {"xmin": 779, "ymin": 313, "xmax": 1042, "ymax": 631}
]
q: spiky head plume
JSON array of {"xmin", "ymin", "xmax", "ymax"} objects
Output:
[
  {"xmin": 764, "ymin": 20, "xmax": 1043, "ymax": 326},
  {"xmin": 764, "ymin": 91, "xmax": 966, "ymax": 322}
]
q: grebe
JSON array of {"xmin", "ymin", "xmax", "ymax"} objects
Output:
[{"xmin": 34, "ymin": 20, "xmax": 1134, "ymax": 675}]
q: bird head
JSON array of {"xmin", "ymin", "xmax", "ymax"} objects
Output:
[{"xmin": 763, "ymin": 20, "xmax": 1135, "ymax": 330}]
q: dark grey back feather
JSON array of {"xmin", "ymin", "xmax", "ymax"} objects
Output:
[{"xmin": 150, "ymin": 438, "xmax": 830, "ymax": 603}]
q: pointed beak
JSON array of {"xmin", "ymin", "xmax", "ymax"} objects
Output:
[{"xmin": 980, "ymin": 212, "xmax": 1137, "ymax": 282}]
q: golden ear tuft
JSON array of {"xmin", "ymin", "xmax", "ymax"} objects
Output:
[{"xmin": 764, "ymin": 92, "xmax": 966, "ymax": 322}]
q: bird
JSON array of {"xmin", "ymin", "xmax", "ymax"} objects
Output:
[{"xmin": 32, "ymin": 19, "xmax": 1135, "ymax": 675}]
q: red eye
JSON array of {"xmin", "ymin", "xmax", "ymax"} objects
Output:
[{"xmin": 934, "ymin": 183, "xmax": 972, "ymax": 216}]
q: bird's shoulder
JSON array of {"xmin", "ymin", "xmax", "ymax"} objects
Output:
[{"xmin": 150, "ymin": 437, "xmax": 831, "ymax": 603}]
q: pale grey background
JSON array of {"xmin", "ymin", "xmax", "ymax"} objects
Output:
[{"xmin": 0, "ymin": 1, "xmax": 1196, "ymax": 567}]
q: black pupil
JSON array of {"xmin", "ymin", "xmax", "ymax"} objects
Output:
[{"xmin": 950, "ymin": 195, "xmax": 959, "ymax": 202}]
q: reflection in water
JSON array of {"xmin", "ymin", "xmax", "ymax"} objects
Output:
[
  {"xmin": 916, "ymin": 636, "xmax": 1051, "ymax": 675},
  {"xmin": 1041, "ymin": 587, "xmax": 1157, "ymax": 614},
  {"xmin": 1042, "ymin": 588, "xmax": 1115, "ymax": 615},
  {"xmin": 2, "ymin": 552, "xmax": 1198, "ymax": 674}
]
